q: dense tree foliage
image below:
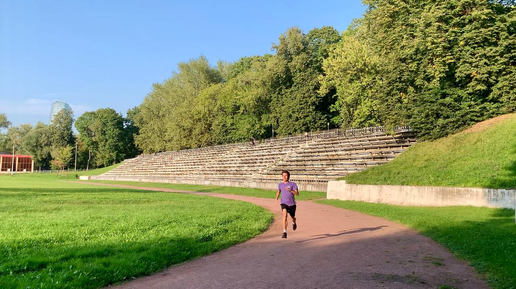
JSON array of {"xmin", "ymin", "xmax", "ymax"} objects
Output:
[
  {"xmin": 0, "ymin": 111, "xmax": 74, "ymax": 170},
  {"xmin": 0, "ymin": 114, "xmax": 9, "ymax": 152},
  {"xmin": 22, "ymin": 122, "xmax": 52, "ymax": 170},
  {"xmin": 1, "ymin": 107, "xmax": 140, "ymax": 170},
  {"xmin": 49, "ymin": 109, "xmax": 75, "ymax": 148},
  {"xmin": 268, "ymin": 26, "xmax": 341, "ymax": 135},
  {"xmin": 0, "ymin": 124, "xmax": 32, "ymax": 156},
  {"xmin": 48, "ymin": 109, "xmax": 75, "ymax": 169},
  {"xmin": 207, "ymin": 55, "xmax": 272, "ymax": 144},
  {"xmin": 337, "ymin": 0, "xmax": 516, "ymax": 139},
  {"xmin": 51, "ymin": 145, "xmax": 73, "ymax": 170},
  {"xmin": 319, "ymin": 28, "xmax": 383, "ymax": 127},
  {"xmin": 0, "ymin": 113, "xmax": 10, "ymax": 130},
  {"xmin": 1, "ymin": 106, "xmax": 140, "ymax": 170},
  {"xmin": 133, "ymin": 56, "xmax": 223, "ymax": 152},
  {"xmin": 75, "ymin": 108, "xmax": 140, "ymax": 168}
]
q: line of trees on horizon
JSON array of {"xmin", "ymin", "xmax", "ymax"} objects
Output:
[
  {"xmin": 0, "ymin": 110, "xmax": 140, "ymax": 171},
  {"xmin": 1, "ymin": 0, "xmax": 514, "ymax": 169}
]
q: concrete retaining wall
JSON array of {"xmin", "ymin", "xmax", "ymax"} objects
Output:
[
  {"xmin": 327, "ymin": 180, "xmax": 516, "ymax": 209},
  {"xmin": 90, "ymin": 175, "xmax": 328, "ymax": 192}
]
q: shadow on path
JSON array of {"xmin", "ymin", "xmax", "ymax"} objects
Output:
[{"xmin": 296, "ymin": 226, "xmax": 388, "ymax": 243}]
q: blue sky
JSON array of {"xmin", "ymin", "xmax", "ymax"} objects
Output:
[{"xmin": 1, "ymin": 0, "xmax": 366, "ymax": 128}]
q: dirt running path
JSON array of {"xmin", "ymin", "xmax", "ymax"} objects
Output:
[{"xmin": 78, "ymin": 182, "xmax": 487, "ymax": 289}]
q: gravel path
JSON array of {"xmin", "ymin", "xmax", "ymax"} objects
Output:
[{"xmin": 77, "ymin": 182, "xmax": 488, "ymax": 289}]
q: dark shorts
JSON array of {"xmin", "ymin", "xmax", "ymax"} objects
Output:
[{"xmin": 281, "ymin": 204, "xmax": 296, "ymax": 217}]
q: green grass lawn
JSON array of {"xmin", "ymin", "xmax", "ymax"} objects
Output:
[
  {"xmin": 317, "ymin": 200, "xmax": 516, "ymax": 289},
  {"xmin": 87, "ymin": 180, "xmax": 327, "ymax": 201},
  {"xmin": 75, "ymin": 163, "xmax": 124, "ymax": 176},
  {"xmin": 344, "ymin": 113, "xmax": 516, "ymax": 189},
  {"xmin": 29, "ymin": 163, "xmax": 124, "ymax": 179},
  {"xmin": 0, "ymin": 174, "xmax": 273, "ymax": 289},
  {"xmin": 22, "ymin": 163, "xmax": 124, "ymax": 182}
]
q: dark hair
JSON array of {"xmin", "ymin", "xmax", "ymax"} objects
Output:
[{"xmin": 281, "ymin": 170, "xmax": 290, "ymax": 180}]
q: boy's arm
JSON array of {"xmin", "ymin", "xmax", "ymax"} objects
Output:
[
  {"xmin": 275, "ymin": 189, "xmax": 281, "ymax": 205},
  {"xmin": 286, "ymin": 186, "xmax": 299, "ymax": 196}
]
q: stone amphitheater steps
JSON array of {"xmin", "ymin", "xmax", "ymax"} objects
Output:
[{"xmin": 94, "ymin": 126, "xmax": 415, "ymax": 191}]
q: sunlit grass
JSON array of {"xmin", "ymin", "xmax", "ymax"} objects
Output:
[
  {"xmin": 344, "ymin": 113, "xmax": 516, "ymax": 189},
  {"xmin": 76, "ymin": 163, "xmax": 124, "ymax": 176},
  {"xmin": 0, "ymin": 175, "xmax": 272, "ymax": 289}
]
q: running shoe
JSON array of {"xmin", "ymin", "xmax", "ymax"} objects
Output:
[
  {"xmin": 293, "ymin": 223, "xmax": 297, "ymax": 231},
  {"xmin": 281, "ymin": 232, "xmax": 287, "ymax": 238}
]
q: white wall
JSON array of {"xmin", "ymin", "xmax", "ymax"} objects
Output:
[{"xmin": 327, "ymin": 181, "xmax": 516, "ymax": 209}]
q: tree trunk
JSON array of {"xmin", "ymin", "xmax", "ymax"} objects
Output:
[{"xmin": 87, "ymin": 150, "xmax": 91, "ymax": 171}]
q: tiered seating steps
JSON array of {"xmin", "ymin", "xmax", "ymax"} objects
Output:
[{"xmin": 97, "ymin": 126, "xmax": 416, "ymax": 191}]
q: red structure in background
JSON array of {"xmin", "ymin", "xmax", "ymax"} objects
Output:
[{"xmin": 0, "ymin": 154, "xmax": 34, "ymax": 173}]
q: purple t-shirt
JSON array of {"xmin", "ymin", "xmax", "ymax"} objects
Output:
[{"xmin": 278, "ymin": 181, "xmax": 298, "ymax": 206}]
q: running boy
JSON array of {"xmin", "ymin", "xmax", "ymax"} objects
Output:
[{"xmin": 275, "ymin": 170, "xmax": 299, "ymax": 238}]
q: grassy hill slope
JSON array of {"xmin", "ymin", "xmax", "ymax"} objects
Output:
[
  {"xmin": 344, "ymin": 113, "xmax": 516, "ymax": 189},
  {"xmin": 77, "ymin": 163, "xmax": 123, "ymax": 176}
]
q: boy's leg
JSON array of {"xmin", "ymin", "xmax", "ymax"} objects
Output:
[
  {"xmin": 282, "ymin": 208, "xmax": 288, "ymax": 231},
  {"xmin": 281, "ymin": 208, "xmax": 288, "ymax": 238},
  {"xmin": 289, "ymin": 205, "xmax": 297, "ymax": 230}
]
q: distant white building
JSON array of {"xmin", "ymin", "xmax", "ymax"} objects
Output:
[{"xmin": 49, "ymin": 101, "xmax": 71, "ymax": 124}]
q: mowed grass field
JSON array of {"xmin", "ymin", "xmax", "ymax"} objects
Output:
[{"xmin": 0, "ymin": 174, "xmax": 273, "ymax": 289}]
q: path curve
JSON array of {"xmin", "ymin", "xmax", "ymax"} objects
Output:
[{"xmin": 77, "ymin": 182, "xmax": 487, "ymax": 289}]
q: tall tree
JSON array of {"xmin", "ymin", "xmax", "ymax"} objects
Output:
[
  {"xmin": 3, "ymin": 124, "xmax": 33, "ymax": 154},
  {"xmin": 306, "ymin": 26, "xmax": 342, "ymax": 71},
  {"xmin": 22, "ymin": 122, "xmax": 52, "ymax": 170},
  {"xmin": 134, "ymin": 56, "xmax": 222, "ymax": 152},
  {"xmin": 0, "ymin": 113, "xmax": 11, "ymax": 152},
  {"xmin": 50, "ymin": 145, "xmax": 73, "ymax": 170},
  {"xmin": 76, "ymin": 108, "xmax": 139, "ymax": 168},
  {"xmin": 125, "ymin": 107, "xmax": 142, "ymax": 158},
  {"xmin": 5, "ymin": 126, "xmax": 22, "ymax": 166},
  {"xmin": 209, "ymin": 55, "xmax": 273, "ymax": 144},
  {"xmin": 306, "ymin": 26, "xmax": 342, "ymax": 123},
  {"xmin": 357, "ymin": 0, "xmax": 516, "ymax": 138},
  {"xmin": 49, "ymin": 108, "xmax": 75, "ymax": 148},
  {"xmin": 267, "ymin": 27, "xmax": 335, "ymax": 136},
  {"xmin": 75, "ymin": 111, "xmax": 97, "ymax": 170},
  {"xmin": 48, "ymin": 108, "xmax": 74, "ymax": 169},
  {"xmin": 94, "ymin": 108, "xmax": 127, "ymax": 166},
  {"xmin": 320, "ymin": 30, "xmax": 383, "ymax": 127},
  {"xmin": 0, "ymin": 113, "xmax": 10, "ymax": 130}
]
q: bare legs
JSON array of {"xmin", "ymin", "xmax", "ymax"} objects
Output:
[{"xmin": 282, "ymin": 209, "xmax": 296, "ymax": 231}]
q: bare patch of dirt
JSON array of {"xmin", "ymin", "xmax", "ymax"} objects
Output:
[{"xmin": 463, "ymin": 113, "xmax": 515, "ymax": 134}]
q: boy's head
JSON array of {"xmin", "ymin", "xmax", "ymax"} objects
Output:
[{"xmin": 281, "ymin": 170, "xmax": 290, "ymax": 181}]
